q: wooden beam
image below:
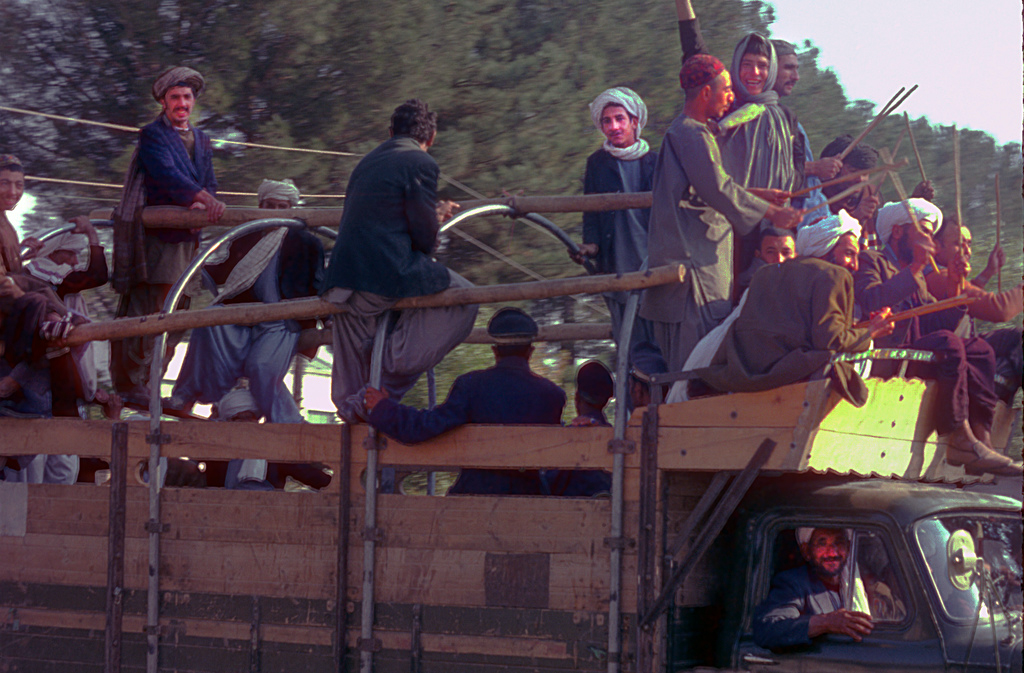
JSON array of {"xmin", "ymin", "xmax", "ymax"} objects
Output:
[
  {"xmin": 64, "ymin": 265, "xmax": 683, "ymax": 346},
  {"xmin": 88, "ymin": 193, "xmax": 654, "ymax": 230}
]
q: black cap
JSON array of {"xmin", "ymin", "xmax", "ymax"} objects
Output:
[
  {"xmin": 487, "ymin": 307, "xmax": 538, "ymax": 345},
  {"xmin": 629, "ymin": 340, "xmax": 667, "ymax": 383},
  {"xmin": 577, "ymin": 360, "xmax": 614, "ymax": 406}
]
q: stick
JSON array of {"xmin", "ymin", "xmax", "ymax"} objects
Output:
[
  {"xmin": 953, "ymin": 126, "xmax": 965, "ymax": 295},
  {"xmin": 879, "ymin": 148, "xmax": 942, "ymax": 281},
  {"xmin": 837, "ymin": 85, "xmax": 917, "ymax": 161},
  {"xmin": 804, "ymin": 171, "xmax": 887, "ymax": 216},
  {"xmin": 854, "ymin": 295, "xmax": 978, "ymax": 329},
  {"xmin": 905, "ymin": 112, "xmax": 927, "ymax": 182},
  {"xmin": 90, "ymin": 193, "xmax": 658, "ymax": 229},
  {"xmin": 62, "ymin": 264, "xmax": 685, "ymax": 346},
  {"xmin": 787, "ymin": 158, "xmax": 907, "ymax": 199},
  {"xmin": 890, "ymin": 126, "xmax": 906, "ymax": 158},
  {"xmin": 995, "ymin": 174, "xmax": 1002, "ymax": 291}
]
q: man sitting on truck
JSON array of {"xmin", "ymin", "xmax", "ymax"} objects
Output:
[{"xmin": 754, "ymin": 527, "xmax": 874, "ymax": 649}]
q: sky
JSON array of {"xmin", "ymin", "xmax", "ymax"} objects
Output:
[{"xmin": 767, "ymin": 0, "xmax": 1023, "ymax": 146}]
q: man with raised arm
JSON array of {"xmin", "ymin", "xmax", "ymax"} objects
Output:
[
  {"xmin": 674, "ymin": 0, "xmax": 805, "ymax": 274},
  {"xmin": 571, "ymin": 87, "xmax": 657, "ymax": 347},
  {"xmin": 770, "ymin": 39, "xmax": 841, "ymax": 227},
  {"xmin": 111, "ymin": 66, "xmax": 226, "ymax": 406},
  {"xmin": 640, "ymin": 54, "xmax": 800, "ymax": 370},
  {"xmin": 322, "ymin": 99, "xmax": 478, "ymax": 423}
]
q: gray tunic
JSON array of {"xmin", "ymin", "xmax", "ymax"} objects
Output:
[{"xmin": 640, "ymin": 114, "xmax": 768, "ymax": 367}]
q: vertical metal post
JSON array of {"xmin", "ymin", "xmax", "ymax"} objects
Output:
[
  {"xmin": 608, "ymin": 291, "xmax": 640, "ymax": 673},
  {"xmin": 336, "ymin": 423, "xmax": 353, "ymax": 672},
  {"xmin": 105, "ymin": 422, "xmax": 128, "ymax": 673},
  {"xmin": 636, "ymin": 406, "xmax": 659, "ymax": 673},
  {"xmin": 359, "ymin": 314, "xmax": 389, "ymax": 673}
]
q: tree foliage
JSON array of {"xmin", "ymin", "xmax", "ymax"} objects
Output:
[{"xmin": 1, "ymin": 0, "xmax": 1019, "ymax": 413}]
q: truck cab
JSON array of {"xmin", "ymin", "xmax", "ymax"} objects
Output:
[{"xmin": 704, "ymin": 478, "xmax": 1022, "ymax": 673}]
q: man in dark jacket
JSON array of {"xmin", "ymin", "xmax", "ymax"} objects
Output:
[
  {"xmin": 111, "ymin": 66, "xmax": 225, "ymax": 405},
  {"xmin": 571, "ymin": 87, "xmax": 657, "ymax": 346},
  {"xmin": 322, "ymin": 99, "xmax": 478, "ymax": 422},
  {"xmin": 363, "ymin": 307, "xmax": 565, "ymax": 495}
]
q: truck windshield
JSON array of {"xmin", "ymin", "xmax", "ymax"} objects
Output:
[{"xmin": 913, "ymin": 513, "xmax": 1022, "ymax": 622}]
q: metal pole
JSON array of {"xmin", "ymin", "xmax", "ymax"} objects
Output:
[
  {"xmin": 143, "ymin": 218, "xmax": 304, "ymax": 673},
  {"xmin": 359, "ymin": 314, "xmax": 389, "ymax": 673},
  {"xmin": 608, "ymin": 291, "xmax": 640, "ymax": 673},
  {"xmin": 336, "ymin": 423, "xmax": 353, "ymax": 672},
  {"xmin": 105, "ymin": 422, "xmax": 128, "ymax": 673}
]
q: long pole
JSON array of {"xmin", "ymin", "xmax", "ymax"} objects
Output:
[
  {"xmin": 905, "ymin": 113, "xmax": 927, "ymax": 182},
  {"xmin": 65, "ymin": 265, "xmax": 685, "ymax": 346},
  {"xmin": 994, "ymin": 174, "xmax": 1003, "ymax": 291}
]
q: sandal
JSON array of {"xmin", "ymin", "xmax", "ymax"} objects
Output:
[{"xmin": 946, "ymin": 441, "xmax": 1024, "ymax": 477}]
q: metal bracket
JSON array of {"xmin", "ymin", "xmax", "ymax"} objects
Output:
[
  {"xmin": 607, "ymin": 438, "xmax": 635, "ymax": 455},
  {"xmin": 361, "ymin": 526, "xmax": 384, "ymax": 544},
  {"xmin": 144, "ymin": 520, "xmax": 170, "ymax": 534},
  {"xmin": 604, "ymin": 536, "xmax": 636, "ymax": 550},
  {"xmin": 145, "ymin": 431, "xmax": 171, "ymax": 445},
  {"xmin": 356, "ymin": 637, "xmax": 382, "ymax": 652},
  {"xmin": 362, "ymin": 435, "xmax": 386, "ymax": 452}
]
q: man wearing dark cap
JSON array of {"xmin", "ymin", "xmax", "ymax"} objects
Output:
[
  {"xmin": 629, "ymin": 340, "xmax": 669, "ymax": 408},
  {"xmin": 322, "ymin": 99, "xmax": 478, "ymax": 423},
  {"xmin": 569, "ymin": 360, "xmax": 614, "ymax": 427},
  {"xmin": 363, "ymin": 307, "xmax": 565, "ymax": 495},
  {"xmin": 111, "ymin": 65, "xmax": 226, "ymax": 405},
  {"xmin": 641, "ymin": 50, "xmax": 800, "ymax": 371}
]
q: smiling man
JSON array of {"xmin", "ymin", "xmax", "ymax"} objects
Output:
[
  {"xmin": 111, "ymin": 66, "xmax": 226, "ymax": 406},
  {"xmin": 572, "ymin": 87, "xmax": 657, "ymax": 347},
  {"xmin": 754, "ymin": 527, "xmax": 875, "ymax": 649}
]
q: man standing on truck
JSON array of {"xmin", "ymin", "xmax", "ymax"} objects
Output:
[
  {"xmin": 322, "ymin": 99, "xmax": 478, "ymax": 423},
  {"xmin": 754, "ymin": 527, "xmax": 875, "ymax": 649},
  {"xmin": 640, "ymin": 53, "xmax": 800, "ymax": 371},
  {"xmin": 570, "ymin": 87, "xmax": 657, "ymax": 347},
  {"xmin": 111, "ymin": 66, "xmax": 226, "ymax": 407}
]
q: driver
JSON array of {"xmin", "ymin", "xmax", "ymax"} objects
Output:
[{"xmin": 753, "ymin": 527, "xmax": 874, "ymax": 649}]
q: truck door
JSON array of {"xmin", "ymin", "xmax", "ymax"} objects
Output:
[{"xmin": 734, "ymin": 524, "xmax": 945, "ymax": 673}]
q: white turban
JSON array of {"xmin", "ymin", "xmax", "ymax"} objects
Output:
[
  {"xmin": 25, "ymin": 232, "xmax": 90, "ymax": 285},
  {"xmin": 218, "ymin": 389, "xmax": 259, "ymax": 420},
  {"xmin": 875, "ymin": 198, "xmax": 942, "ymax": 248},
  {"xmin": 589, "ymin": 87, "xmax": 650, "ymax": 161},
  {"xmin": 796, "ymin": 210, "xmax": 862, "ymax": 259},
  {"xmin": 589, "ymin": 87, "xmax": 648, "ymax": 137},
  {"xmin": 257, "ymin": 178, "xmax": 301, "ymax": 207}
]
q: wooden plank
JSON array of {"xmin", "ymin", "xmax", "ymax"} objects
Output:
[
  {"xmin": 654, "ymin": 427, "xmax": 795, "ymax": 471},
  {"xmin": 816, "ymin": 377, "xmax": 935, "ymax": 440},
  {"xmin": 655, "ymin": 382, "xmax": 813, "ymax": 429}
]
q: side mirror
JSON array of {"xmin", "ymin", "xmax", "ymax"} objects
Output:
[{"xmin": 946, "ymin": 529, "xmax": 981, "ymax": 590}]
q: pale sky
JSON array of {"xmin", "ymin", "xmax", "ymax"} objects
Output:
[{"xmin": 768, "ymin": 0, "xmax": 1023, "ymax": 146}]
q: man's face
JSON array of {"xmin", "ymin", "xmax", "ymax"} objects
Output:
[
  {"xmin": 259, "ymin": 198, "xmax": 292, "ymax": 210},
  {"xmin": 600, "ymin": 104, "xmax": 638, "ymax": 149},
  {"xmin": 936, "ymin": 223, "xmax": 971, "ymax": 265},
  {"xmin": 707, "ymin": 71, "xmax": 735, "ymax": 119},
  {"xmin": 893, "ymin": 223, "xmax": 934, "ymax": 264},
  {"xmin": 0, "ymin": 169, "xmax": 25, "ymax": 211},
  {"xmin": 161, "ymin": 86, "xmax": 195, "ymax": 127},
  {"xmin": 775, "ymin": 54, "xmax": 800, "ymax": 96},
  {"xmin": 828, "ymin": 233, "xmax": 860, "ymax": 273},
  {"xmin": 803, "ymin": 528, "xmax": 850, "ymax": 583},
  {"xmin": 755, "ymin": 234, "xmax": 796, "ymax": 265},
  {"xmin": 738, "ymin": 53, "xmax": 771, "ymax": 96}
]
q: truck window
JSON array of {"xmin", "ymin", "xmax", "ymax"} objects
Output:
[{"xmin": 763, "ymin": 527, "xmax": 909, "ymax": 624}]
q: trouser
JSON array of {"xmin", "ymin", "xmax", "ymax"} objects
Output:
[
  {"xmin": 909, "ymin": 330, "xmax": 998, "ymax": 435},
  {"xmin": 110, "ymin": 283, "xmax": 190, "ymax": 394},
  {"xmin": 172, "ymin": 320, "xmax": 303, "ymax": 423},
  {"xmin": 4, "ymin": 454, "xmax": 79, "ymax": 484},
  {"xmin": 326, "ymin": 270, "xmax": 478, "ymax": 421}
]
